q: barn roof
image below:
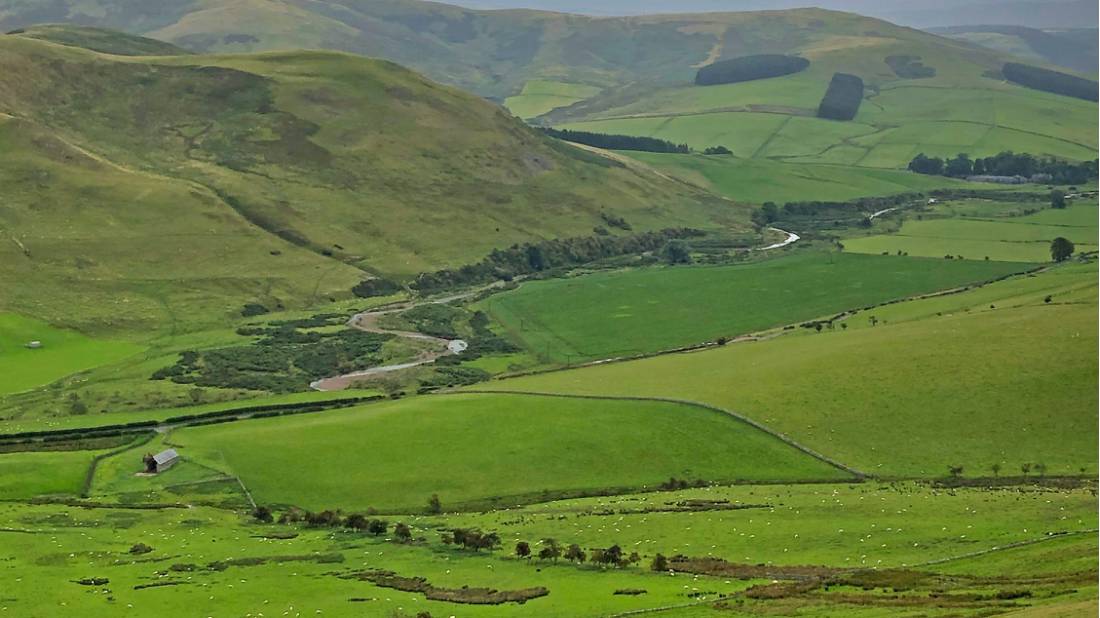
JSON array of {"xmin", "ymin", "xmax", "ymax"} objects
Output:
[{"xmin": 152, "ymin": 449, "xmax": 179, "ymax": 465}]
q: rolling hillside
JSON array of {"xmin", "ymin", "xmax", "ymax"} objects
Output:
[
  {"xmin": 0, "ymin": 27, "xmax": 737, "ymax": 334},
  {"xmin": 3, "ymin": 0, "xmax": 1093, "ymax": 208}
]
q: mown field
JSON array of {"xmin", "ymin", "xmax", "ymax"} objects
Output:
[
  {"xmin": 165, "ymin": 393, "xmax": 851, "ymax": 512},
  {"xmin": 479, "ymin": 252, "xmax": 1032, "ymax": 363},
  {"xmin": 0, "ymin": 313, "xmax": 141, "ymax": 396},
  {"xmin": 480, "ymin": 264, "xmax": 1098, "ymax": 477},
  {"xmin": 845, "ymin": 202, "xmax": 1100, "ymax": 262}
]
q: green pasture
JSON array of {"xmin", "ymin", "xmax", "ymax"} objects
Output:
[
  {"xmin": 0, "ymin": 500, "xmax": 753, "ymax": 617},
  {"xmin": 624, "ymin": 152, "xmax": 979, "ymax": 203},
  {"xmin": 443, "ymin": 482, "xmax": 1097, "ymax": 569},
  {"xmin": 482, "ymin": 265, "xmax": 1098, "ymax": 477},
  {"xmin": 845, "ymin": 202, "xmax": 1099, "ymax": 262},
  {"xmin": 504, "ymin": 80, "xmax": 601, "ymax": 119},
  {"xmin": 0, "ymin": 313, "xmax": 142, "ymax": 396},
  {"xmin": 479, "ymin": 252, "xmax": 1031, "ymax": 363},
  {"xmin": 0, "ymin": 449, "xmax": 103, "ymax": 500},
  {"xmin": 167, "ymin": 393, "xmax": 850, "ymax": 512}
]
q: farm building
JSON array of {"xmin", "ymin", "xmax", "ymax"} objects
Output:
[
  {"xmin": 24, "ymin": 340, "xmax": 42, "ymax": 349},
  {"xmin": 142, "ymin": 449, "xmax": 180, "ymax": 473}
]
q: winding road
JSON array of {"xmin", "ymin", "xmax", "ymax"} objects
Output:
[{"xmin": 312, "ymin": 228, "xmax": 802, "ymax": 390}]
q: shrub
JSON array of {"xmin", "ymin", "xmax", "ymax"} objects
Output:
[
  {"xmin": 703, "ymin": 145, "xmax": 733, "ymax": 155},
  {"xmin": 128, "ymin": 543, "xmax": 153, "ymax": 555},
  {"xmin": 351, "ymin": 277, "xmax": 402, "ymax": 298},
  {"xmin": 885, "ymin": 55, "xmax": 935, "ymax": 78},
  {"xmin": 695, "ymin": 54, "xmax": 809, "ymax": 86}
]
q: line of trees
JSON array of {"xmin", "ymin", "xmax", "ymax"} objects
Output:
[
  {"xmin": 695, "ymin": 54, "xmax": 810, "ymax": 86},
  {"xmin": 908, "ymin": 151, "xmax": 1098, "ymax": 184},
  {"xmin": 514, "ymin": 538, "xmax": 640, "ymax": 568},
  {"xmin": 540, "ymin": 127, "xmax": 689, "ymax": 154},
  {"xmin": 410, "ymin": 227, "xmax": 705, "ymax": 292},
  {"xmin": 817, "ymin": 73, "xmax": 864, "ymax": 121},
  {"xmin": 1002, "ymin": 62, "xmax": 1098, "ymax": 102}
]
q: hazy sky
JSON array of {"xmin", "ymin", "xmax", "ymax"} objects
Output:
[{"xmin": 448, "ymin": 0, "xmax": 1098, "ymax": 29}]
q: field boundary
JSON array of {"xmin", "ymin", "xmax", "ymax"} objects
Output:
[
  {"xmin": 80, "ymin": 431, "xmax": 157, "ymax": 498},
  {"xmin": 448, "ymin": 390, "xmax": 866, "ymax": 478}
]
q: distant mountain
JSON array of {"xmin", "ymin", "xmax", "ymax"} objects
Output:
[
  {"xmin": 449, "ymin": 0, "xmax": 1099, "ymax": 29},
  {"xmin": 929, "ymin": 25, "xmax": 1098, "ymax": 73},
  {"xmin": 0, "ymin": 26, "xmax": 736, "ymax": 332}
]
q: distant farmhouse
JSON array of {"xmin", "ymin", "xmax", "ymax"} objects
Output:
[
  {"xmin": 24, "ymin": 340, "xmax": 42, "ymax": 349},
  {"xmin": 142, "ymin": 449, "xmax": 179, "ymax": 473}
]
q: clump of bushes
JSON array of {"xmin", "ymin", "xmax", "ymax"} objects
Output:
[
  {"xmin": 151, "ymin": 322, "xmax": 392, "ymax": 393},
  {"xmin": 885, "ymin": 55, "xmax": 935, "ymax": 78},
  {"xmin": 410, "ymin": 228, "xmax": 704, "ymax": 293},
  {"xmin": 695, "ymin": 54, "xmax": 809, "ymax": 86}
]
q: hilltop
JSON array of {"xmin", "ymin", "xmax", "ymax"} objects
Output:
[{"xmin": 0, "ymin": 29, "xmax": 738, "ymax": 335}]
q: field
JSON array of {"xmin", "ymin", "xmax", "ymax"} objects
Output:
[
  {"xmin": 624, "ymin": 152, "xmax": 983, "ymax": 204},
  {"xmin": 479, "ymin": 252, "xmax": 1032, "ymax": 363},
  {"xmin": 845, "ymin": 202, "xmax": 1100, "ymax": 262},
  {"xmin": 0, "ymin": 480, "xmax": 1092, "ymax": 617},
  {"xmin": 164, "ymin": 393, "xmax": 851, "ymax": 511},
  {"xmin": 0, "ymin": 313, "xmax": 141, "ymax": 395},
  {"xmin": 480, "ymin": 264, "xmax": 1098, "ymax": 477},
  {"xmin": 504, "ymin": 80, "xmax": 602, "ymax": 119}
]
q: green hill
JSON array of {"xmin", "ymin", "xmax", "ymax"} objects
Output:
[
  {"xmin": 2, "ymin": 1, "xmax": 1093, "ymax": 206},
  {"xmin": 0, "ymin": 29, "xmax": 738, "ymax": 335}
]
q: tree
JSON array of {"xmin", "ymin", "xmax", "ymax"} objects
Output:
[
  {"xmin": 761, "ymin": 201, "xmax": 780, "ymax": 223},
  {"xmin": 538, "ymin": 538, "xmax": 561, "ymax": 561},
  {"xmin": 367, "ymin": 519, "xmax": 388, "ymax": 536},
  {"xmin": 1034, "ymin": 462, "xmax": 1048, "ymax": 478},
  {"xmin": 564, "ymin": 543, "xmax": 587, "ymax": 564},
  {"xmin": 944, "ymin": 153, "xmax": 973, "ymax": 177},
  {"xmin": 515, "ymin": 541, "xmax": 531, "ymax": 559},
  {"xmin": 394, "ymin": 522, "xmax": 412, "ymax": 542},
  {"xmin": 908, "ymin": 153, "xmax": 945, "ymax": 175},
  {"xmin": 1050, "ymin": 237, "xmax": 1074, "ymax": 262},
  {"xmin": 704, "ymin": 145, "xmax": 733, "ymax": 155},
  {"xmin": 345, "ymin": 514, "xmax": 369, "ymax": 530},
  {"xmin": 663, "ymin": 239, "xmax": 693, "ymax": 265},
  {"xmin": 948, "ymin": 465, "xmax": 964, "ymax": 478},
  {"xmin": 1051, "ymin": 189, "xmax": 1067, "ymax": 209},
  {"xmin": 651, "ymin": 553, "xmax": 669, "ymax": 572},
  {"xmin": 426, "ymin": 494, "xmax": 442, "ymax": 514},
  {"xmin": 1021, "ymin": 463, "xmax": 1032, "ymax": 477},
  {"xmin": 991, "ymin": 463, "xmax": 1002, "ymax": 477},
  {"xmin": 251, "ymin": 506, "xmax": 273, "ymax": 523}
]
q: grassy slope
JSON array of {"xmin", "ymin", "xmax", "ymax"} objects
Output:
[
  {"xmin": 0, "ymin": 32, "xmax": 742, "ymax": 337},
  {"xmin": 481, "ymin": 264, "xmax": 1098, "ymax": 477},
  {"xmin": 168, "ymin": 393, "xmax": 850, "ymax": 511},
  {"xmin": 845, "ymin": 202, "xmax": 1100, "ymax": 261},
  {"xmin": 479, "ymin": 252, "xmax": 1032, "ymax": 362},
  {"xmin": 0, "ymin": 313, "xmax": 141, "ymax": 396}
]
